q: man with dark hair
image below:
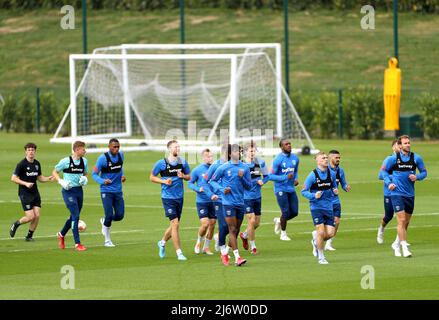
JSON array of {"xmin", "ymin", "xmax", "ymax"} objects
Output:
[
  {"xmin": 381, "ymin": 135, "xmax": 427, "ymax": 257},
  {"xmin": 188, "ymin": 149, "xmax": 218, "ymax": 255},
  {"xmin": 150, "ymin": 140, "xmax": 191, "ymax": 261},
  {"xmin": 210, "ymin": 144, "xmax": 252, "ymax": 267},
  {"xmin": 10, "ymin": 143, "xmax": 54, "ymax": 241},
  {"xmin": 92, "ymin": 138, "xmax": 126, "ymax": 247},
  {"xmin": 240, "ymin": 141, "xmax": 289, "ymax": 254},
  {"xmin": 325, "ymin": 149, "xmax": 350, "ymax": 251},
  {"xmin": 271, "ymin": 139, "xmax": 299, "ymax": 241},
  {"xmin": 301, "ymin": 152, "xmax": 338, "ymax": 264},
  {"xmin": 377, "ymin": 139, "xmax": 400, "ymax": 244},
  {"xmin": 52, "ymin": 141, "xmax": 88, "ymax": 251}
]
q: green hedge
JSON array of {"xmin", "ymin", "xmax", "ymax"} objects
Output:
[
  {"xmin": 1, "ymin": 0, "xmax": 438, "ymax": 12},
  {"xmin": 0, "ymin": 91, "xmax": 64, "ymax": 134},
  {"xmin": 292, "ymin": 87, "xmax": 384, "ymax": 140},
  {"xmin": 418, "ymin": 93, "xmax": 439, "ymax": 139}
]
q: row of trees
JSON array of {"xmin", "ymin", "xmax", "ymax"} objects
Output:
[
  {"xmin": 1, "ymin": 89, "xmax": 438, "ymax": 138},
  {"xmin": 1, "ymin": 0, "xmax": 438, "ymax": 13}
]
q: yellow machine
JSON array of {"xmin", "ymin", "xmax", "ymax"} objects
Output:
[{"xmin": 384, "ymin": 57, "xmax": 401, "ymax": 130}]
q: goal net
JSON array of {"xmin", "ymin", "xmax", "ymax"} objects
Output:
[{"xmin": 52, "ymin": 44, "xmax": 316, "ymax": 154}]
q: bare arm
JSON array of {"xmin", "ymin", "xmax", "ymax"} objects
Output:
[
  {"xmin": 150, "ymin": 172, "xmax": 171, "ymax": 185},
  {"xmin": 37, "ymin": 175, "xmax": 54, "ymax": 183},
  {"xmin": 11, "ymin": 175, "xmax": 34, "ymax": 189}
]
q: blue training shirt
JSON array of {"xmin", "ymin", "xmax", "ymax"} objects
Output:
[
  {"xmin": 379, "ymin": 155, "xmax": 394, "ymax": 197},
  {"xmin": 152, "ymin": 157, "xmax": 191, "ymax": 199},
  {"xmin": 92, "ymin": 151, "xmax": 124, "ymax": 193},
  {"xmin": 301, "ymin": 167, "xmax": 338, "ymax": 211},
  {"xmin": 329, "ymin": 165, "xmax": 349, "ymax": 205},
  {"xmin": 270, "ymin": 152, "xmax": 299, "ymax": 193},
  {"xmin": 55, "ymin": 156, "xmax": 88, "ymax": 188},
  {"xmin": 188, "ymin": 163, "xmax": 215, "ymax": 203},
  {"xmin": 243, "ymin": 158, "xmax": 288, "ymax": 200},
  {"xmin": 209, "ymin": 160, "xmax": 252, "ymax": 207},
  {"xmin": 381, "ymin": 151, "xmax": 427, "ymax": 197},
  {"xmin": 206, "ymin": 159, "xmax": 227, "ymax": 203}
]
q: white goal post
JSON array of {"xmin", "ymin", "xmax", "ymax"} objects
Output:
[{"xmin": 51, "ymin": 43, "xmax": 316, "ymax": 155}]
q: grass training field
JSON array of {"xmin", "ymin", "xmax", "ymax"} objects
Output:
[{"xmin": 0, "ymin": 133, "xmax": 438, "ymax": 300}]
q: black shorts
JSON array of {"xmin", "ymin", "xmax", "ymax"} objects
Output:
[{"xmin": 19, "ymin": 192, "xmax": 41, "ymax": 211}]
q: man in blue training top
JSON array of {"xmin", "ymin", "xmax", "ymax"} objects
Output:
[
  {"xmin": 210, "ymin": 144, "xmax": 252, "ymax": 267},
  {"xmin": 381, "ymin": 135, "xmax": 427, "ymax": 258},
  {"xmin": 325, "ymin": 150, "xmax": 351, "ymax": 251},
  {"xmin": 150, "ymin": 140, "xmax": 191, "ymax": 261},
  {"xmin": 188, "ymin": 148, "xmax": 219, "ymax": 255},
  {"xmin": 52, "ymin": 141, "xmax": 88, "ymax": 251},
  {"xmin": 92, "ymin": 138, "xmax": 126, "ymax": 247},
  {"xmin": 239, "ymin": 141, "xmax": 290, "ymax": 254},
  {"xmin": 377, "ymin": 139, "xmax": 400, "ymax": 245},
  {"xmin": 271, "ymin": 139, "xmax": 299, "ymax": 241},
  {"xmin": 301, "ymin": 152, "xmax": 338, "ymax": 265},
  {"xmin": 207, "ymin": 143, "xmax": 231, "ymax": 253}
]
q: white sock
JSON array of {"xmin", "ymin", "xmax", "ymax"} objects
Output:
[
  {"xmin": 220, "ymin": 245, "xmax": 228, "ymax": 255},
  {"xmin": 312, "ymin": 230, "xmax": 317, "ymax": 240},
  {"xmin": 104, "ymin": 226, "xmax": 111, "ymax": 242},
  {"xmin": 281, "ymin": 230, "xmax": 287, "ymax": 237},
  {"xmin": 176, "ymin": 249, "xmax": 183, "ymax": 256},
  {"xmin": 326, "ymin": 238, "xmax": 332, "ymax": 245},
  {"xmin": 379, "ymin": 225, "xmax": 385, "ymax": 233},
  {"xmin": 242, "ymin": 231, "xmax": 248, "ymax": 239},
  {"xmin": 197, "ymin": 235, "xmax": 204, "ymax": 243},
  {"xmin": 250, "ymin": 240, "xmax": 256, "ymax": 249},
  {"xmin": 214, "ymin": 233, "xmax": 219, "ymax": 241},
  {"xmin": 400, "ymin": 240, "xmax": 408, "ymax": 248},
  {"xmin": 394, "ymin": 235, "xmax": 400, "ymax": 245},
  {"xmin": 318, "ymin": 249, "xmax": 325, "ymax": 260},
  {"xmin": 203, "ymin": 239, "xmax": 211, "ymax": 250},
  {"xmin": 233, "ymin": 249, "xmax": 240, "ymax": 260},
  {"xmin": 159, "ymin": 239, "xmax": 166, "ymax": 247}
]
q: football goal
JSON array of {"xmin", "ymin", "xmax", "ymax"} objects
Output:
[{"xmin": 51, "ymin": 43, "xmax": 316, "ymax": 155}]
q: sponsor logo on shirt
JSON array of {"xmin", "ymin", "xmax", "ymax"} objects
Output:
[{"xmin": 26, "ymin": 172, "xmax": 38, "ymax": 176}]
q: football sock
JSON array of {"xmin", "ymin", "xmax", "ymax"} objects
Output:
[
  {"xmin": 233, "ymin": 249, "xmax": 240, "ymax": 260},
  {"xmin": 27, "ymin": 230, "xmax": 34, "ymax": 238},
  {"xmin": 203, "ymin": 239, "xmax": 211, "ymax": 250}
]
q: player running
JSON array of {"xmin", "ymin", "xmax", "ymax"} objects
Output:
[
  {"xmin": 210, "ymin": 144, "xmax": 252, "ymax": 267},
  {"xmin": 325, "ymin": 150, "xmax": 350, "ymax": 251},
  {"xmin": 380, "ymin": 135, "xmax": 427, "ymax": 258},
  {"xmin": 188, "ymin": 148, "xmax": 219, "ymax": 255},
  {"xmin": 150, "ymin": 140, "xmax": 191, "ymax": 261},
  {"xmin": 52, "ymin": 141, "xmax": 89, "ymax": 251},
  {"xmin": 10, "ymin": 143, "xmax": 54, "ymax": 241},
  {"xmin": 376, "ymin": 139, "xmax": 400, "ymax": 244},
  {"xmin": 92, "ymin": 138, "xmax": 126, "ymax": 247},
  {"xmin": 301, "ymin": 152, "xmax": 338, "ymax": 264}
]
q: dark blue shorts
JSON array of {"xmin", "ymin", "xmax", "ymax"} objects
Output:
[
  {"xmin": 311, "ymin": 209, "xmax": 335, "ymax": 226},
  {"xmin": 332, "ymin": 203, "xmax": 341, "ymax": 218},
  {"xmin": 391, "ymin": 195, "xmax": 415, "ymax": 214},
  {"xmin": 244, "ymin": 198, "xmax": 262, "ymax": 216},
  {"xmin": 383, "ymin": 196, "xmax": 395, "ymax": 223},
  {"xmin": 196, "ymin": 202, "xmax": 217, "ymax": 220},
  {"xmin": 162, "ymin": 198, "xmax": 184, "ymax": 221},
  {"xmin": 275, "ymin": 191, "xmax": 299, "ymax": 220},
  {"xmin": 223, "ymin": 205, "xmax": 245, "ymax": 221}
]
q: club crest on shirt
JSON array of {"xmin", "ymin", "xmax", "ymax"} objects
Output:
[
  {"xmin": 282, "ymin": 162, "xmax": 286, "ymax": 167},
  {"xmin": 35, "ymin": 165, "xmax": 39, "ymax": 170},
  {"xmin": 292, "ymin": 160, "xmax": 296, "ymax": 166},
  {"xmin": 27, "ymin": 167, "xmax": 30, "ymax": 170},
  {"xmin": 227, "ymin": 170, "xmax": 232, "ymax": 176}
]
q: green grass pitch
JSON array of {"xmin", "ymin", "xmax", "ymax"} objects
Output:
[{"xmin": 0, "ymin": 133, "xmax": 438, "ymax": 299}]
